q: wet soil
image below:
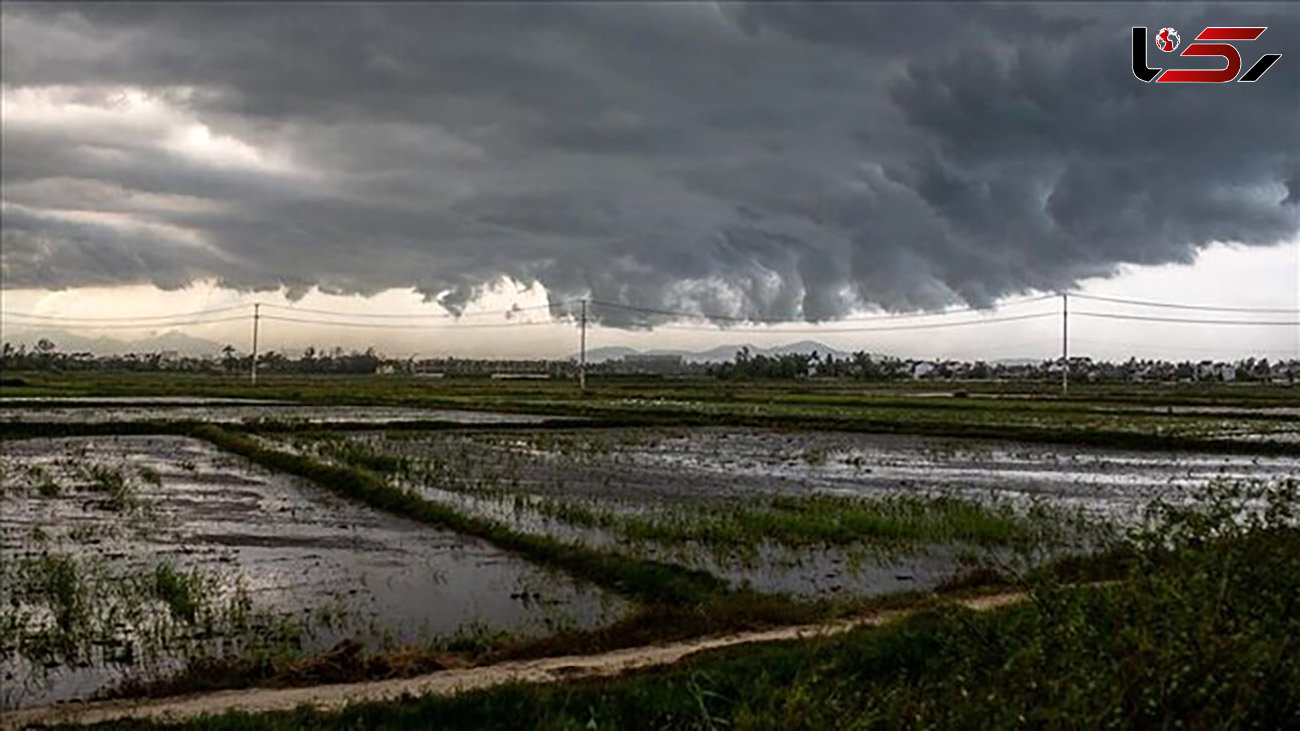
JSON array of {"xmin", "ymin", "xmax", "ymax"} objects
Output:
[{"xmin": 0, "ymin": 436, "xmax": 625, "ymax": 709}]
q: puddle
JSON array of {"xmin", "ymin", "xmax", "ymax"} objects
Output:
[{"xmin": 0, "ymin": 436, "xmax": 626, "ymax": 709}]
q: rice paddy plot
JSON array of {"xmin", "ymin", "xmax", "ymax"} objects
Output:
[
  {"xmin": 277, "ymin": 429, "xmax": 1193, "ymax": 597},
  {"xmin": 0, "ymin": 436, "xmax": 627, "ymax": 710}
]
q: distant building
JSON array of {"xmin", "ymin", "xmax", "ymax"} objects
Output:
[{"xmin": 1196, "ymin": 361, "xmax": 1215, "ymax": 381}]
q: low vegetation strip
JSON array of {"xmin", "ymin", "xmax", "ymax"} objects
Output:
[
  {"xmin": 539, "ymin": 493, "xmax": 1091, "ymax": 558},
  {"xmin": 0, "ymin": 592, "xmax": 1028, "ymax": 729}
]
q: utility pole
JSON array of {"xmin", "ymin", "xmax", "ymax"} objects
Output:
[
  {"xmin": 579, "ymin": 299, "xmax": 587, "ymax": 391},
  {"xmin": 251, "ymin": 303, "xmax": 260, "ymax": 386},
  {"xmin": 1061, "ymin": 292, "xmax": 1068, "ymax": 396}
]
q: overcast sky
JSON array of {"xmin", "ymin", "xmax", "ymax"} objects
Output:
[{"xmin": 2, "ymin": 3, "xmax": 1297, "ymax": 360}]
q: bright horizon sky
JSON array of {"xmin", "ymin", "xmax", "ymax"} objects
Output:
[{"xmin": 3, "ymin": 238, "xmax": 1296, "ymax": 362}]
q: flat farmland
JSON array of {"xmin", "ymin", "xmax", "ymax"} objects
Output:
[{"xmin": 0, "ymin": 375, "xmax": 1296, "ymax": 726}]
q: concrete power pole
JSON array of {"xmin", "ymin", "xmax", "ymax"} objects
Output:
[
  {"xmin": 251, "ymin": 303, "xmax": 260, "ymax": 386},
  {"xmin": 579, "ymin": 299, "xmax": 587, "ymax": 391},
  {"xmin": 1061, "ymin": 293, "xmax": 1068, "ymax": 396}
]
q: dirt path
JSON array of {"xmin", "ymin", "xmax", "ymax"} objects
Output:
[{"xmin": 3, "ymin": 592, "xmax": 1025, "ymax": 729}]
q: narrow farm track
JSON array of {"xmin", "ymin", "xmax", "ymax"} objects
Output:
[{"xmin": 2, "ymin": 592, "xmax": 1025, "ymax": 729}]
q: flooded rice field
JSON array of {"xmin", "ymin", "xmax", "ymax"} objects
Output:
[
  {"xmin": 268, "ymin": 427, "xmax": 1298, "ymax": 597},
  {"xmin": 304, "ymin": 428, "xmax": 1299, "ymax": 517},
  {"xmin": 0, "ymin": 436, "xmax": 624, "ymax": 710},
  {"xmin": 0, "ymin": 403, "xmax": 568, "ymax": 425},
  {"xmin": 2, "ymin": 398, "xmax": 1292, "ymax": 711}
]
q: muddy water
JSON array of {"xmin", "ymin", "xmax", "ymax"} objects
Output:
[
  {"xmin": 315, "ymin": 428, "xmax": 1295, "ymax": 598},
  {"xmin": 0, "ymin": 436, "xmax": 625, "ymax": 709},
  {"xmin": 343, "ymin": 428, "xmax": 1299, "ymax": 517},
  {"xmin": 381, "ymin": 477, "xmax": 972, "ymax": 599},
  {"xmin": 0, "ymin": 404, "xmax": 568, "ymax": 425},
  {"xmin": 608, "ymin": 430, "xmax": 1298, "ymax": 518}
]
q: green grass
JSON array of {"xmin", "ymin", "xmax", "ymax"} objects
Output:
[
  {"xmin": 75, "ymin": 479, "xmax": 1300, "ymax": 730},
  {"xmin": 618, "ymin": 493, "xmax": 1084, "ymax": 554},
  {"xmin": 29, "ymin": 554, "xmax": 88, "ymax": 637},
  {"xmin": 147, "ymin": 564, "xmax": 210, "ymax": 624}
]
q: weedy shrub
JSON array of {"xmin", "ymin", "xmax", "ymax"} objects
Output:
[
  {"xmin": 146, "ymin": 564, "xmax": 211, "ymax": 624},
  {"xmin": 87, "ymin": 464, "xmax": 136, "ymax": 511},
  {"xmin": 137, "ymin": 466, "xmax": 164, "ymax": 487},
  {"xmin": 30, "ymin": 554, "xmax": 89, "ymax": 637}
]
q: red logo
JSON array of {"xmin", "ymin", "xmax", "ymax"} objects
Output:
[
  {"xmin": 1156, "ymin": 28, "xmax": 1180, "ymax": 52},
  {"xmin": 1133, "ymin": 26, "xmax": 1282, "ymax": 83}
]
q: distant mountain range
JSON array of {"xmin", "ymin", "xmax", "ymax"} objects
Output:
[
  {"xmin": 2, "ymin": 329, "xmax": 224, "ymax": 356},
  {"xmin": 579, "ymin": 341, "xmax": 856, "ymax": 363},
  {"xmin": 4, "ymin": 329, "xmax": 1049, "ymax": 365}
]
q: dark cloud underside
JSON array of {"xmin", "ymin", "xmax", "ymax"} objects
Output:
[{"xmin": 1, "ymin": 3, "xmax": 1296, "ymax": 322}]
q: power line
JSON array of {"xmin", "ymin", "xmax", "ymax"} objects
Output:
[
  {"xmin": 658, "ymin": 311, "xmax": 1059, "ymax": 334},
  {"xmin": 589, "ymin": 294, "xmax": 1057, "ymax": 324},
  {"xmin": 1073, "ymin": 311, "xmax": 1300, "ymax": 326},
  {"xmin": 0, "ymin": 315, "xmax": 249, "ymax": 331},
  {"xmin": 0, "ymin": 301, "xmax": 567, "ymax": 323},
  {"xmin": 258, "ymin": 314, "xmax": 566, "ymax": 330},
  {"xmin": 1069, "ymin": 293, "xmax": 1300, "ymax": 314},
  {"xmin": 4, "ymin": 295, "xmax": 1297, "ymax": 333},
  {"xmin": 258, "ymin": 301, "xmax": 564, "ymax": 320},
  {"xmin": 0, "ymin": 304, "xmax": 250, "ymax": 323}
]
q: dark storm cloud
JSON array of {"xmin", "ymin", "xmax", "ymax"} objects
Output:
[{"xmin": 1, "ymin": 3, "xmax": 1296, "ymax": 322}]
